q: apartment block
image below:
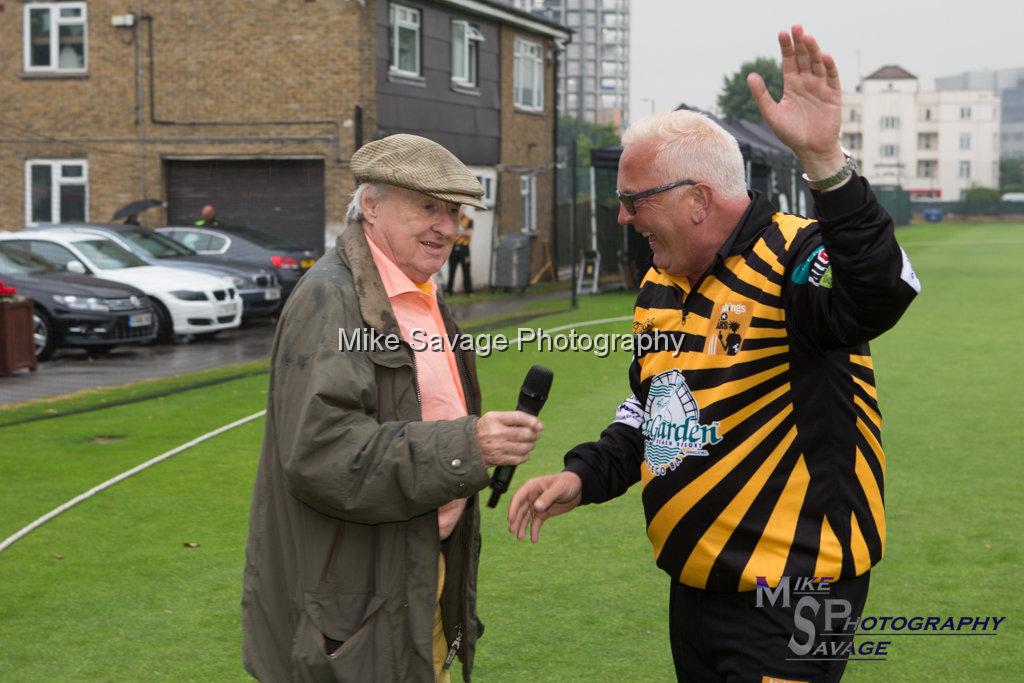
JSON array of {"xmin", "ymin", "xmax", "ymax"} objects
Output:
[{"xmin": 842, "ymin": 66, "xmax": 1000, "ymax": 198}]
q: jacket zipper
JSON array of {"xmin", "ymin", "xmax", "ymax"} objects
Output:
[{"xmin": 441, "ymin": 623, "xmax": 463, "ymax": 672}]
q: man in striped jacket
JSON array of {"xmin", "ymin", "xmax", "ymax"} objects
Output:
[{"xmin": 509, "ymin": 24, "xmax": 919, "ymax": 683}]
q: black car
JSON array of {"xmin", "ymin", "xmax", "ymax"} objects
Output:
[
  {"xmin": 156, "ymin": 225, "xmax": 318, "ymax": 298},
  {"xmin": 27, "ymin": 224, "xmax": 283, "ymax": 320},
  {"xmin": 0, "ymin": 243, "xmax": 156, "ymax": 360}
]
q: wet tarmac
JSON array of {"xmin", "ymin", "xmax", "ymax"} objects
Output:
[{"xmin": 0, "ymin": 320, "xmax": 277, "ymax": 406}]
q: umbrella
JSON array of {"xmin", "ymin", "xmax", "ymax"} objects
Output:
[{"xmin": 112, "ymin": 199, "xmax": 164, "ymax": 221}]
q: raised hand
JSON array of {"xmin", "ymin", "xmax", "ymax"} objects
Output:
[
  {"xmin": 507, "ymin": 471, "xmax": 582, "ymax": 543},
  {"xmin": 746, "ymin": 24, "xmax": 845, "ymax": 179}
]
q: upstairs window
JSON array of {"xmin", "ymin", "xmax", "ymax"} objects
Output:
[
  {"xmin": 24, "ymin": 2, "xmax": 87, "ymax": 73},
  {"xmin": 514, "ymin": 38, "xmax": 544, "ymax": 112},
  {"xmin": 451, "ymin": 21, "xmax": 485, "ymax": 87},
  {"xmin": 389, "ymin": 4, "xmax": 421, "ymax": 77},
  {"xmin": 25, "ymin": 159, "xmax": 88, "ymax": 226}
]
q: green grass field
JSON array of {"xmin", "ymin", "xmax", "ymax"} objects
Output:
[{"xmin": 0, "ymin": 221, "xmax": 1020, "ymax": 681}]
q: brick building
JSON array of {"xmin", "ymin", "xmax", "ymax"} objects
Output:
[{"xmin": 1, "ymin": 0, "xmax": 568, "ymax": 286}]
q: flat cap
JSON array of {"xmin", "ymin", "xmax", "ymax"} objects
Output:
[{"xmin": 351, "ymin": 134, "xmax": 487, "ymax": 210}]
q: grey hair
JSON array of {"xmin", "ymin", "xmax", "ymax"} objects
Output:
[
  {"xmin": 345, "ymin": 183, "xmax": 385, "ymax": 223},
  {"xmin": 621, "ymin": 110, "xmax": 748, "ymax": 200}
]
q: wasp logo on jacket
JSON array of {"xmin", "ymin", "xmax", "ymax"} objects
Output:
[
  {"xmin": 705, "ymin": 302, "xmax": 754, "ymax": 355},
  {"xmin": 642, "ymin": 370, "xmax": 724, "ymax": 475}
]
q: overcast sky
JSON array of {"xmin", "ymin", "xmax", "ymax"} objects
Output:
[{"xmin": 629, "ymin": 1, "xmax": 1021, "ymax": 123}]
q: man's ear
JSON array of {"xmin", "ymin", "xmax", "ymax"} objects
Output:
[
  {"xmin": 361, "ymin": 186, "xmax": 381, "ymax": 223},
  {"xmin": 689, "ymin": 185, "xmax": 711, "ymax": 224}
]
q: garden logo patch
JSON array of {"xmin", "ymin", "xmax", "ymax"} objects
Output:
[{"xmin": 642, "ymin": 369, "xmax": 723, "ymax": 475}]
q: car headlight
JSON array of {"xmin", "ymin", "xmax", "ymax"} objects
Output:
[
  {"xmin": 169, "ymin": 290, "xmax": 208, "ymax": 301},
  {"xmin": 52, "ymin": 294, "xmax": 110, "ymax": 311},
  {"xmin": 129, "ymin": 295, "xmax": 142, "ymax": 308}
]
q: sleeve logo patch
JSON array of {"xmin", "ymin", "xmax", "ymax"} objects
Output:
[
  {"xmin": 792, "ymin": 246, "xmax": 832, "ymax": 289},
  {"xmin": 900, "ymin": 247, "xmax": 921, "ymax": 293}
]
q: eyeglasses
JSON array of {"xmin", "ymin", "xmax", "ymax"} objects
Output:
[{"xmin": 616, "ymin": 179, "xmax": 698, "ymax": 216}]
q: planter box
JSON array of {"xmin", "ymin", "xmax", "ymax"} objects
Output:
[{"xmin": 0, "ymin": 299, "xmax": 37, "ymax": 376}]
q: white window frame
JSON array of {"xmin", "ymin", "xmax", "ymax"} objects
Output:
[
  {"xmin": 514, "ymin": 37, "xmax": 545, "ymax": 112},
  {"xmin": 959, "ymin": 132, "xmax": 972, "ymax": 150},
  {"xmin": 959, "ymin": 160, "xmax": 971, "ymax": 178},
  {"xmin": 960, "ymin": 106, "xmax": 972, "ymax": 120},
  {"xmin": 23, "ymin": 2, "xmax": 88, "ymax": 74},
  {"xmin": 520, "ymin": 174, "xmax": 537, "ymax": 233},
  {"xmin": 389, "ymin": 3, "xmax": 421, "ymax": 77},
  {"xmin": 451, "ymin": 20, "xmax": 485, "ymax": 87},
  {"xmin": 880, "ymin": 144, "xmax": 899, "ymax": 158},
  {"xmin": 25, "ymin": 159, "xmax": 89, "ymax": 226}
]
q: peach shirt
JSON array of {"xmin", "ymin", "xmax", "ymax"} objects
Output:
[{"xmin": 365, "ymin": 233, "xmax": 467, "ymax": 420}]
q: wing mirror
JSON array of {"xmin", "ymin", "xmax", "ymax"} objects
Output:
[{"xmin": 66, "ymin": 261, "xmax": 87, "ymax": 274}]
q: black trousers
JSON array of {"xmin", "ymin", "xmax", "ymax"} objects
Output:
[
  {"xmin": 446, "ymin": 246, "xmax": 472, "ymax": 295},
  {"xmin": 669, "ymin": 572, "xmax": 870, "ymax": 683}
]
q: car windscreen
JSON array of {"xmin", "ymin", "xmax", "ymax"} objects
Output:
[
  {"xmin": 0, "ymin": 244, "xmax": 58, "ymax": 274},
  {"xmin": 74, "ymin": 239, "xmax": 148, "ymax": 269},
  {"xmin": 227, "ymin": 227, "xmax": 298, "ymax": 251},
  {"xmin": 122, "ymin": 229, "xmax": 196, "ymax": 257}
]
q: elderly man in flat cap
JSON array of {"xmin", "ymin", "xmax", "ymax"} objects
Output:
[{"xmin": 242, "ymin": 134, "xmax": 543, "ymax": 682}]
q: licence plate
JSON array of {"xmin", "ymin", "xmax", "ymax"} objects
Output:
[
  {"xmin": 300, "ymin": 258, "xmax": 315, "ymax": 269},
  {"xmin": 264, "ymin": 287, "xmax": 281, "ymax": 301},
  {"xmin": 216, "ymin": 303, "xmax": 236, "ymax": 316},
  {"xmin": 129, "ymin": 313, "xmax": 152, "ymax": 328}
]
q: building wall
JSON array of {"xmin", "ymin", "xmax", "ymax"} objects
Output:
[
  {"xmin": 375, "ymin": 0, "xmax": 502, "ymax": 165},
  {"xmin": 842, "ymin": 75, "xmax": 1000, "ymax": 198},
  {"xmin": 936, "ymin": 67, "xmax": 1024, "ymax": 159},
  {"xmin": 498, "ymin": 26, "xmax": 556, "ymax": 277},
  {"xmin": 1, "ymin": 0, "xmax": 374, "ymax": 240}
]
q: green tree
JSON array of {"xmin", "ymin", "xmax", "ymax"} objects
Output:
[
  {"xmin": 718, "ymin": 57, "xmax": 783, "ymax": 123},
  {"xmin": 559, "ymin": 115, "xmax": 620, "ymax": 167}
]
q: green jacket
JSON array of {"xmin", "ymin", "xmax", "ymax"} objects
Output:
[{"xmin": 242, "ymin": 223, "xmax": 490, "ymax": 682}]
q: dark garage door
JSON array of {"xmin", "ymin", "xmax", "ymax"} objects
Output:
[{"xmin": 166, "ymin": 159, "xmax": 325, "ymax": 252}]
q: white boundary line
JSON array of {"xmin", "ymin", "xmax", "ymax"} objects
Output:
[
  {"xmin": 0, "ymin": 314, "xmax": 634, "ymax": 554},
  {"xmin": 0, "ymin": 410, "xmax": 266, "ymax": 554}
]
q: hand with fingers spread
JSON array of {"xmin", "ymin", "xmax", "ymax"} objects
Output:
[
  {"xmin": 746, "ymin": 24, "xmax": 846, "ymax": 179},
  {"xmin": 507, "ymin": 471, "xmax": 582, "ymax": 543},
  {"xmin": 475, "ymin": 410, "xmax": 544, "ymax": 468}
]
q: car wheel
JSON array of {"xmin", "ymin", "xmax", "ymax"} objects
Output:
[
  {"xmin": 33, "ymin": 309, "xmax": 57, "ymax": 361},
  {"xmin": 149, "ymin": 297, "xmax": 174, "ymax": 344}
]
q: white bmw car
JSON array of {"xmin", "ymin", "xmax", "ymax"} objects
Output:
[{"xmin": 0, "ymin": 230, "xmax": 242, "ymax": 341}]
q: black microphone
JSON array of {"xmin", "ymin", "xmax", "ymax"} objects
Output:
[{"xmin": 487, "ymin": 364, "xmax": 554, "ymax": 509}]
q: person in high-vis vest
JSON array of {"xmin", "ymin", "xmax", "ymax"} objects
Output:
[
  {"xmin": 445, "ymin": 211, "xmax": 474, "ymax": 296},
  {"xmin": 508, "ymin": 25, "xmax": 919, "ymax": 683},
  {"xmin": 194, "ymin": 203, "xmax": 221, "ymax": 227}
]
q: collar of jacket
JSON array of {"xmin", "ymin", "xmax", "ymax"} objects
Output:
[
  {"xmin": 337, "ymin": 221, "xmax": 462, "ymax": 338},
  {"xmin": 715, "ymin": 190, "xmax": 779, "ymax": 260},
  {"xmin": 337, "ymin": 221, "xmax": 406, "ymax": 336}
]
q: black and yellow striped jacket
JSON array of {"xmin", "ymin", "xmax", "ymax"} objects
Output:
[{"xmin": 564, "ymin": 177, "xmax": 919, "ymax": 592}]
